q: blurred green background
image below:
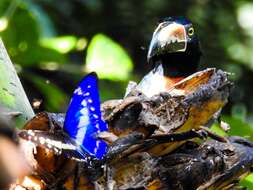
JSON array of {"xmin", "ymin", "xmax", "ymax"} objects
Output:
[{"xmin": 1, "ymin": 0, "xmax": 253, "ymax": 187}]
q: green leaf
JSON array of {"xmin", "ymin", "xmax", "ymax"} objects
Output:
[
  {"xmin": 0, "ymin": 2, "xmax": 68, "ymax": 67},
  {"xmin": 16, "ymin": 45, "xmax": 67, "ymax": 67},
  {"xmin": 223, "ymin": 116, "xmax": 253, "ymax": 141},
  {"xmin": 211, "ymin": 115, "xmax": 253, "ymax": 141},
  {"xmin": 85, "ymin": 34, "xmax": 133, "ymax": 81},
  {"xmin": 240, "ymin": 173, "xmax": 253, "ymax": 189},
  {"xmin": 0, "ymin": 7, "xmax": 39, "ymax": 48},
  {"xmin": 0, "ymin": 39, "xmax": 34, "ymax": 127},
  {"xmin": 210, "ymin": 123, "xmax": 228, "ymax": 137},
  {"xmin": 40, "ymin": 36, "xmax": 81, "ymax": 54}
]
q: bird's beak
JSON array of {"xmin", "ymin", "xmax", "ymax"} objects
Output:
[{"xmin": 147, "ymin": 22, "xmax": 187, "ymax": 62}]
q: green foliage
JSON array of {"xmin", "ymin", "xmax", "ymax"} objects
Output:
[
  {"xmin": 0, "ymin": 0, "xmax": 67, "ymax": 69},
  {"xmin": 211, "ymin": 115, "xmax": 253, "ymax": 141},
  {"xmin": 210, "ymin": 124, "xmax": 228, "ymax": 137},
  {"xmin": 26, "ymin": 73, "xmax": 67, "ymax": 111},
  {"xmin": 0, "ymin": 0, "xmax": 135, "ymax": 110},
  {"xmin": 1, "ymin": 0, "xmax": 253, "ymax": 187},
  {"xmin": 40, "ymin": 36, "xmax": 86, "ymax": 54},
  {"xmin": 85, "ymin": 34, "xmax": 133, "ymax": 81},
  {"xmin": 241, "ymin": 173, "xmax": 253, "ymax": 189},
  {"xmin": 0, "ymin": 39, "xmax": 34, "ymax": 127},
  {"xmin": 224, "ymin": 116, "xmax": 253, "ymax": 141}
]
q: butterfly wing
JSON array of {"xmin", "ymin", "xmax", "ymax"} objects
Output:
[
  {"xmin": 64, "ymin": 73, "xmax": 108, "ymax": 160},
  {"xmin": 18, "ymin": 129, "xmax": 93, "ymax": 162}
]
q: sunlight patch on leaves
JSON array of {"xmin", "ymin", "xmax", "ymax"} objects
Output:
[
  {"xmin": 237, "ymin": 3, "xmax": 253, "ymax": 34},
  {"xmin": 85, "ymin": 34, "xmax": 133, "ymax": 81},
  {"xmin": 0, "ymin": 17, "xmax": 8, "ymax": 32},
  {"xmin": 40, "ymin": 36, "xmax": 82, "ymax": 54}
]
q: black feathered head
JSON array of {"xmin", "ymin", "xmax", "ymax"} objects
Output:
[{"xmin": 147, "ymin": 16, "xmax": 201, "ymax": 77}]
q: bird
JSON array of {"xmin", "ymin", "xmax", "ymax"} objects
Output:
[{"xmin": 133, "ymin": 16, "xmax": 202, "ymax": 97}]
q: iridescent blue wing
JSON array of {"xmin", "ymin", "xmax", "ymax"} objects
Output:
[
  {"xmin": 18, "ymin": 129, "xmax": 93, "ymax": 163},
  {"xmin": 64, "ymin": 73, "xmax": 108, "ymax": 160}
]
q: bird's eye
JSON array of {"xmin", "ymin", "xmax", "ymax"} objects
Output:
[{"xmin": 188, "ymin": 27, "xmax": 194, "ymax": 36}]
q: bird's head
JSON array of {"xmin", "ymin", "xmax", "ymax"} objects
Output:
[{"xmin": 147, "ymin": 16, "xmax": 201, "ymax": 77}]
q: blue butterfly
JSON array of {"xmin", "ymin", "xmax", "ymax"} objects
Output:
[
  {"xmin": 19, "ymin": 73, "xmax": 108, "ymax": 161},
  {"xmin": 64, "ymin": 73, "xmax": 108, "ymax": 160}
]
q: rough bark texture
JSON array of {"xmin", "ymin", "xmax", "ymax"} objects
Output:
[{"xmin": 13, "ymin": 67, "xmax": 239, "ymax": 189}]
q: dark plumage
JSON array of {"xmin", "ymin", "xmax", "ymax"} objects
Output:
[
  {"xmin": 135, "ymin": 16, "xmax": 202, "ymax": 97},
  {"xmin": 148, "ymin": 16, "xmax": 201, "ymax": 77}
]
